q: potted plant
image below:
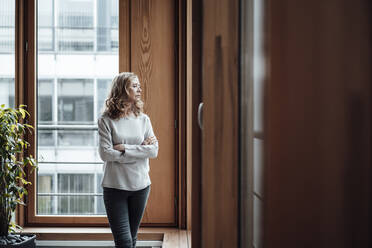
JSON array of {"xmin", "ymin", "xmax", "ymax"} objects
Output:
[{"xmin": 0, "ymin": 104, "xmax": 37, "ymax": 247}]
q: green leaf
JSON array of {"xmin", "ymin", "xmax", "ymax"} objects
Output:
[
  {"xmin": 10, "ymin": 155, "xmax": 16, "ymax": 162},
  {"xmin": 16, "ymin": 176, "xmax": 31, "ymax": 185},
  {"xmin": 24, "ymin": 124, "xmax": 33, "ymax": 129},
  {"xmin": 15, "ymin": 199, "xmax": 25, "ymax": 205},
  {"xmin": 19, "ymin": 108, "xmax": 26, "ymax": 119}
]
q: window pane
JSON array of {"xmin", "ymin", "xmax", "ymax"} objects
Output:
[
  {"xmin": 36, "ymin": 0, "xmax": 118, "ymax": 216},
  {"xmin": 57, "ymin": 174, "xmax": 94, "ymax": 215},
  {"xmin": 57, "ymin": 130, "xmax": 95, "ymax": 146},
  {"xmin": 38, "ymin": 79, "xmax": 53, "ymax": 123},
  {"xmin": 37, "ymin": 175, "xmax": 55, "ymax": 214},
  {"xmin": 38, "ymin": 0, "xmax": 54, "ymax": 51},
  {"xmin": 96, "ymin": 173, "xmax": 105, "ymax": 214},
  {"xmin": 58, "ymin": 79, "xmax": 93, "ymax": 123},
  {"xmin": 0, "ymin": 0, "xmax": 15, "ymax": 108},
  {"xmin": 96, "ymin": 79, "xmax": 111, "ymax": 118},
  {"xmin": 0, "ymin": 79, "xmax": 15, "ymax": 108},
  {"xmin": 58, "ymin": 174, "xmax": 94, "ymax": 193},
  {"xmin": 58, "ymin": 0, "xmax": 94, "ymax": 52},
  {"xmin": 38, "ymin": 131, "xmax": 54, "ymax": 146},
  {"xmin": 97, "ymin": 0, "xmax": 118, "ymax": 52}
]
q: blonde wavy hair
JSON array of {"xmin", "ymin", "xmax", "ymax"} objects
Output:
[{"xmin": 103, "ymin": 72, "xmax": 144, "ymax": 120}]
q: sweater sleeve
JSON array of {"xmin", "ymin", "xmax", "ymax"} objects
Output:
[
  {"xmin": 123, "ymin": 116, "xmax": 159, "ymax": 159},
  {"xmin": 97, "ymin": 117, "xmax": 137, "ymax": 163}
]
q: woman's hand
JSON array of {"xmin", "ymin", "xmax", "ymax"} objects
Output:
[
  {"xmin": 113, "ymin": 144, "xmax": 125, "ymax": 152},
  {"xmin": 142, "ymin": 136, "xmax": 157, "ymax": 145}
]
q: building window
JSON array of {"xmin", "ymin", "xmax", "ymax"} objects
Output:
[
  {"xmin": 37, "ymin": 174, "xmax": 55, "ymax": 215},
  {"xmin": 97, "ymin": 0, "xmax": 118, "ymax": 52},
  {"xmin": 38, "ymin": 0, "xmax": 54, "ymax": 51},
  {"xmin": 57, "ymin": 174, "xmax": 94, "ymax": 215},
  {"xmin": 38, "ymin": 79, "xmax": 54, "ymax": 123},
  {"xmin": 96, "ymin": 79, "xmax": 112, "ymax": 118},
  {"xmin": 57, "ymin": 79, "xmax": 94, "ymax": 124},
  {"xmin": 36, "ymin": 0, "xmax": 118, "ymax": 216},
  {"xmin": 0, "ymin": 0, "xmax": 15, "ymax": 108},
  {"xmin": 0, "ymin": 78, "xmax": 15, "ymax": 108},
  {"xmin": 57, "ymin": 0, "xmax": 94, "ymax": 52},
  {"xmin": 37, "ymin": 173, "xmax": 104, "ymax": 215}
]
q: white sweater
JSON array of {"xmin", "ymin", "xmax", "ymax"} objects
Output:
[{"xmin": 97, "ymin": 112, "xmax": 158, "ymax": 191}]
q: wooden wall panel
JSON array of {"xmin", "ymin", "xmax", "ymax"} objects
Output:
[
  {"xmin": 24, "ymin": 0, "xmax": 37, "ymax": 226},
  {"xmin": 178, "ymin": 0, "xmax": 187, "ymax": 229},
  {"xmin": 186, "ymin": 0, "xmax": 193, "ymax": 231},
  {"xmin": 191, "ymin": 0, "xmax": 202, "ymax": 245},
  {"xmin": 15, "ymin": 0, "xmax": 26, "ymax": 227},
  {"xmin": 202, "ymin": 0, "xmax": 239, "ymax": 247},
  {"xmin": 265, "ymin": 0, "xmax": 372, "ymax": 247},
  {"xmin": 131, "ymin": 0, "xmax": 176, "ymax": 225}
]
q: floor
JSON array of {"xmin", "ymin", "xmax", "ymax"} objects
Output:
[{"xmin": 162, "ymin": 229, "xmax": 191, "ymax": 248}]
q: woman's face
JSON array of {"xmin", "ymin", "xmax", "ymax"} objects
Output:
[{"xmin": 127, "ymin": 77, "xmax": 142, "ymax": 102}]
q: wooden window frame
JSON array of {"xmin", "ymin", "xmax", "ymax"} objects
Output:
[{"xmin": 16, "ymin": 0, "xmax": 188, "ymax": 227}]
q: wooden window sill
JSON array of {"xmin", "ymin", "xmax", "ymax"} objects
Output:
[{"xmin": 18, "ymin": 227, "xmax": 191, "ymax": 248}]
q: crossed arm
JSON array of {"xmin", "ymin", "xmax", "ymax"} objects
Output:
[
  {"xmin": 112, "ymin": 136, "xmax": 159, "ymax": 159},
  {"xmin": 113, "ymin": 136, "xmax": 157, "ymax": 151},
  {"xmin": 98, "ymin": 117, "xmax": 158, "ymax": 163}
]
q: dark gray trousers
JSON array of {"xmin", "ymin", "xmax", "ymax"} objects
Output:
[{"xmin": 103, "ymin": 185, "xmax": 150, "ymax": 248}]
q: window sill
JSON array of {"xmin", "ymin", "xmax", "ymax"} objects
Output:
[
  {"xmin": 17, "ymin": 227, "xmax": 191, "ymax": 247},
  {"xmin": 18, "ymin": 227, "xmax": 170, "ymax": 241}
]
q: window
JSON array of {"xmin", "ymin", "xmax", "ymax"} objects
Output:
[
  {"xmin": 37, "ymin": 173, "xmax": 105, "ymax": 215},
  {"xmin": 96, "ymin": 1, "xmax": 118, "ymax": 52},
  {"xmin": 58, "ymin": 0, "xmax": 94, "ymax": 51},
  {"xmin": 0, "ymin": 79, "xmax": 15, "ymax": 108},
  {"xmin": 0, "ymin": 0, "xmax": 15, "ymax": 108},
  {"xmin": 36, "ymin": 0, "xmax": 118, "ymax": 217},
  {"xmin": 38, "ymin": 0, "xmax": 54, "ymax": 51},
  {"xmin": 38, "ymin": 79, "xmax": 53, "ymax": 123},
  {"xmin": 96, "ymin": 79, "xmax": 112, "ymax": 118},
  {"xmin": 57, "ymin": 79, "xmax": 94, "ymax": 123},
  {"xmin": 37, "ymin": 174, "xmax": 55, "ymax": 215},
  {"xmin": 57, "ymin": 174, "xmax": 94, "ymax": 215}
]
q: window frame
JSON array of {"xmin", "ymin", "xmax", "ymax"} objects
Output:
[
  {"xmin": 22, "ymin": 0, "xmax": 120, "ymax": 226},
  {"xmin": 18, "ymin": 0, "xmax": 187, "ymax": 227}
]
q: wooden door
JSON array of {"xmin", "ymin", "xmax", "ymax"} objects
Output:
[
  {"xmin": 264, "ymin": 0, "xmax": 372, "ymax": 247},
  {"xmin": 200, "ymin": 0, "xmax": 240, "ymax": 246},
  {"xmin": 120, "ymin": 0, "xmax": 176, "ymax": 225}
]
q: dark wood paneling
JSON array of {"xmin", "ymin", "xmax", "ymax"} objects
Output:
[
  {"xmin": 191, "ymin": 0, "xmax": 202, "ymax": 245},
  {"xmin": 265, "ymin": 1, "xmax": 372, "ymax": 247},
  {"xmin": 131, "ymin": 0, "xmax": 177, "ymax": 225},
  {"xmin": 186, "ymin": 0, "xmax": 194, "ymax": 231},
  {"xmin": 202, "ymin": 0, "xmax": 239, "ymax": 247},
  {"xmin": 177, "ymin": 0, "xmax": 187, "ymax": 229},
  {"xmin": 15, "ymin": 0, "xmax": 26, "ymax": 228},
  {"xmin": 24, "ymin": 0, "xmax": 37, "ymax": 226}
]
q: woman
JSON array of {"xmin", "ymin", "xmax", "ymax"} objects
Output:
[{"xmin": 97, "ymin": 72, "xmax": 158, "ymax": 248}]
